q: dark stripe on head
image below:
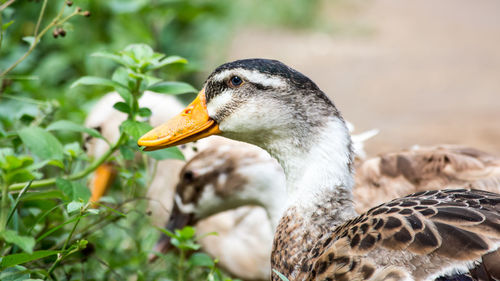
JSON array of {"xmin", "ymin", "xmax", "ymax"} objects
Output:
[{"xmin": 205, "ymin": 59, "xmax": 334, "ymax": 108}]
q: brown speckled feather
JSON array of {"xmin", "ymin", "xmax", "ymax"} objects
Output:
[
  {"xmin": 354, "ymin": 145, "xmax": 500, "ymax": 213},
  {"xmin": 272, "ymin": 189, "xmax": 500, "ymax": 281}
]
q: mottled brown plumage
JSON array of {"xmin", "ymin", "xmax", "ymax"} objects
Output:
[
  {"xmin": 273, "ymin": 189, "xmax": 500, "ymax": 281},
  {"xmin": 355, "ymin": 145, "xmax": 500, "ymax": 213}
]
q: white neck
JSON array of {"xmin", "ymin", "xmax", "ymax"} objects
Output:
[
  {"xmin": 233, "ymin": 158, "xmax": 288, "ymax": 230},
  {"xmin": 266, "ymin": 118, "xmax": 356, "ymax": 219}
]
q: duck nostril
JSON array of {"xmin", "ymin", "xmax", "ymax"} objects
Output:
[{"xmin": 183, "ymin": 170, "xmax": 194, "ymax": 181}]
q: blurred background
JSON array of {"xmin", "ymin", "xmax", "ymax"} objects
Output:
[{"xmin": 222, "ymin": 0, "xmax": 500, "ymax": 156}]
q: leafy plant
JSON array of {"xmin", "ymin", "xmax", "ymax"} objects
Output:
[
  {"xmin": 0, "ymin": 42, "xmax": 199, "ymax": 279},
  {"xmin": 157, "ymin": 226, "xmax": 238, "ymax": 281},
  {"xmin": 0, "ymin": 0, "xmax": 324, "ymax": 279}
]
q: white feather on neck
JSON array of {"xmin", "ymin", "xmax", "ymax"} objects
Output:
[{"xmin": 268, "ymin": 118, "xmax": 355, "ymax": 215}]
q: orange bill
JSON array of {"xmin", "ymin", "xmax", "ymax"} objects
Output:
[
  {"xmin": 138, "ymin": 89, "xmax": 221, "ymax": 151},
  {"xmin": 90, "ymin": 163, "xmax": 117, "ymax": 203}
]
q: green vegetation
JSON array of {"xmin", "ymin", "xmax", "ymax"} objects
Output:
[{"xmin": 0, "ymin": 0, "xmax": 321, "ymax": 279}]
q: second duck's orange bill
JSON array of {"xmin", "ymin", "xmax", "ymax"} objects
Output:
[{"xmin": 138, "ymin": 89, "xmax": 221, "ymax": 151}]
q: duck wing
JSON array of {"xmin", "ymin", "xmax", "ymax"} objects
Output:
[{"xmin": 310, "ymin": 189, "xmax": 500, "ymax": 281}]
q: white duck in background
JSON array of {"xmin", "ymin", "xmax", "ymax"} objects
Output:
[{"xmin": 139, "ymin": 59, "xmax": 500, "ymax": 281}]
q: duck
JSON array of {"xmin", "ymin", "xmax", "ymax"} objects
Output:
[
  {"xmin": 138, "ymin": 59, "xmax": 500, "ymax": 281},
  {"xmin": 157, "ymin": 142, "xmax": 500, "ymax": 280}
]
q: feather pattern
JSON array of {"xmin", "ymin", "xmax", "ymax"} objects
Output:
[
  {"xmin": 354, "ymin": 145, "xmax": 500, "ymax": 213},
  {"xmin": 273, "ymin": 189, "xmax": 500, "ymax": 281}
]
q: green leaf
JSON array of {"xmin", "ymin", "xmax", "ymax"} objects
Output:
[
  {"xmin": 92, "ymin": 51, "xmax": 129, "ymax": 66},
  {"xmin": 46, "ymin": 120, "xmax": 105, "ymax": 140},
  {"xmin": 118, "ymin": 88, "xmax": 134, "ymax": 106},
  {"xmin": 0, "ymin": 250, "xmax": 59, "ymax": 270},
  {"xmin": 148, "ymin": 55, "xmax": 187, "ymax": 71},
  {"xmin": 178, "ymin": 226, "xmax": 195, "ymax": 239},
  {"xmin": 55, "ymin": 178, "xmax": 91, "ymax": 203},
  {"xmin": 124, "ymin": 43, "xmax": 154, "ymax": 61},
  {"xmin": 119, "ymin": 145, "xmax": 135, "ymax": 160},
  {"xmin": 138, "ymin": 107, "xmax": 152, "ymax": 117},
  {"xmin": 73, "ymin": 182, "xmax": 91, "ymax": 202},
  {"xmin": 18, "ymin": 127, "xmax": 64, "ymax": 160},
  {"xmin": 148, "ymin": 81, "xmax": 197, "ymax": 95},
  {"xmin": 188, "ymin": 252, "xmax": 214, "ymax": 267},
  {"xmin": 70, "ymin": 76, "xmax": 128, "ymax": 91},
  {"xmin": 6, "ymin": 181, "xmax": 32, "ymax": 226},
  {"xmin": 5, "ymin": 155, "xmax": 32, "ymax": 170},
  {"xmin": 155, "ymin": 226, "xmax": 175, "ymax": 238},
  {"xmin": 113, "ymin": 102, "xmax": 131, "ymax": 114},
  {"xmin": 120, "ymin": 120, "xmax": 153, "ymax": 141},
  {"xmin": 67, "ymin": 201, "xmax": 83, "ymax": 213},
  {"xmin": 2, "ymin": 20, "xmax": 14, "ymax": 31},
  {"xmin": 86, "ymin": 208, "xmax": 100, "ymax": 215},
  {"xmin": 0, "ymin": 265, "xmax": 31, "ymax": 280},
  {"xmin": 63, "ymin": 142, "xmax": 84, "ymax": 159},
  {"xmin": 0, "ymin": 230, "xmax": 36, "ymax": 254},
  {"xmin": 144, "ymin": 147, "xmax": 184, "ymax": 160},
  {"xmin": 111, "ymin": 67, "xmax": 134, "ymax": 105},
  {"xmin": 28, "ymin": 159, "xmax": 64, "ymax": 171},
  {"xmin": 55, "ymin": 178, "xmax": 72, "ymax": 201},
  {"xmin": 6, "ymin": 169, "xmax": 35, "ymax": 184},
  {"xmin": 22, "ymin": 36, "xmax": 35, "ymax": 47},
  {"xmin": 20, "ymin": 190, "xmax": 63, "ymax": 201}
]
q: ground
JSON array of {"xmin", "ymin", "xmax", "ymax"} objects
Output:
[{"xmin": 224, "ymin": 0, "xmax": 500, "ymax": 156}]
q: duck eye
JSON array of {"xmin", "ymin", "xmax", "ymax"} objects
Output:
[{"xmin": 229, "ymin": 76, "xmax": 243, "ymax": 87}]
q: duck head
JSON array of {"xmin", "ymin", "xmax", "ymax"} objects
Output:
[
  {"xmin": 139, "ymin": 59, "xmax": 354, "ymax": 201},
  {"xmin": 139, "ymin": 59, "xmax": 341, "ymax": 154}
]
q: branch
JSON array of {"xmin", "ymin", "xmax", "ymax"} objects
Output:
[
  {"xmin": 0, "ymin": 0, "xmax": 15, "ymax": 12},
  {"xmin": 8, "ymin": 132, "xmax": 128, "ymax": 191},
  {"xmin": 34, "ymin": 0, "xmax": 48, "ymax": 37},
  {"xmin": 0, "ymin": 8, "xmax": 81, "ymax": 77}
]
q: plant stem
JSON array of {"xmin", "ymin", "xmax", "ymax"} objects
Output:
[
  {"xmin": 63, "ymin": 214, "xmax": 81, "ymax": 251},
  {"xmin": 0, "ymin": 9, "xmax": 3, "ymax": 51},
  {"xmin": 46, "ymin": 212, "xmax": 83, "ymax": 279},
  {"xmin": 9, "ymin": 132, "xmax": 127, "ymax": 191},
  {"xmin": 0, "ymin": 8, "xmax": 80, "ymax": 77},
  {"xmin": 0, "ymin": 0, "xmax": 15, "ymax": 11},
  {"xmin": 178, "ymin": 249, "xmax": 185, "ymax": 281},
  {"xmin": 6, "ymin": 180, "xmax": 32, "ymax": 226},
  {"xmin": 0, "ymin": 180, "xmax": 10, "ymax": 232},
  {"xmin": 34, "ymin": 0, "xmax": 48, "ymax": 37}
]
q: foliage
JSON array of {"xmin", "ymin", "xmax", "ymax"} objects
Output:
[
  {"xmin": 0, "ymin": 0, "xmax": 322, "ymax": 280},
  {"xmin": 156, "ymin": 226, "xmax": 237, "ymax": 281},
  {"xmin": 0, "ymin": 0, "xmax": 322, "ymax": 125},
  {"xmin": 0, "ymin": 40, "xmax": 235, "ymax": 279}
]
